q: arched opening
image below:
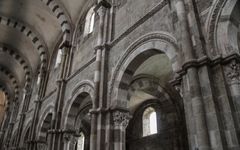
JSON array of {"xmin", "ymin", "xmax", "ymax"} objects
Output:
[
  {"xmin": 142, "ymin": 107, "xmax": 157, "ymax": 137},
  {"xmin": 89, "ymin": 12, "xmax": 95, "ymax": 34},
  {"xmin": 230, "ymin": 0, "xmax": 240, "ymax": 52},
  {"xmin": 84, "ymin": 6, "xmax": 96, "ymax": 36},
  {"xmin": 216, "ymin": 0, "xmax": 240, "ymax": 55},
  {"xmin": 112, "ymin": 40, "xmax": 187, "ymax": 150},
  {"xmin": 22, "ymin": 127, "xmax": 30, "ymax": 149},
  {"xmin": 76, "ymin": 132, "xmax": 85, "ymax": 150},
  {"xmin": 66, "ymin": 92, "xmax": 92, "ymax": 150},
  {"xmin": 0, "ymin": 90, "xmax": 6, "ymax": 126},
  {"xmin": 38, "ymin": 113, "xmax": 52, "ymax": 149},
  {"xmin": 54, "ymin": 48, "xmax": 62, "ymax": 69}
]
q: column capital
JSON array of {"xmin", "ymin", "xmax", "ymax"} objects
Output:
[
  {"xmin": 226, "ymin": 60, "xmax": 240, "ymax": 83},
  {"xmin": 112, "ymin": 110, "xmax": 131, "ymax": 128}
]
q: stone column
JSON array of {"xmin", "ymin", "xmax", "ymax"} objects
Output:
[
  {"xmin": 89, "ymin": 110, "xmax": 97, "ymax": 150},
  {"xmin": 63, "ymin": 132, "xmax": 77, "ymax": 150},
  {"xmin": 48, "ymin": 43, "xmax": 71, "ymax": 150},
  {"xmin": 225, "ymin": 60, "xmax": 240, "ymax": 114},
  {"xmin": 175, "ymin": 0, "xmax": 211, "ymax": 149},
  {"xmin": 27, "ymin": 100, "xmax": 42, "ymax": 150},
  {"xmin": 28, "ymin": 68, "xmax": 46, "ymax": 150},
  {"xmin": 91, "ymin": 1, "xmax": 111, "ymax": 150},
  {"xmin": 223, "ymin": 60, "xmax": 240, "ymax": 148},
  {"xmin": 112, "ymin": 110, "xmax": 131, "ymax": 150},
  {"xmin": 14, "ymin": 87, "xmax": 32, "ymax": 148},
  {"xmin": 5, "ymin": 101, "xmax": 18, "ymax": 148}
]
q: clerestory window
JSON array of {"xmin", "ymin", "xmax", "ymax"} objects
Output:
[
  {"xmin": 142, "ymin": 107, "xmax": 157, "ymax": 136},
  {"xmin": 84, "ymin": 7, "xmax": 96, "ymax": 36},
  {"xmin": 54, "ymin": 49, "xmax": 62, "ymax": 69},
  {"xmin": 77, "ymin": 132, "xmax": 85, "ymax": 150}
]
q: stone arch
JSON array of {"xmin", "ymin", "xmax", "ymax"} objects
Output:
[
  {"xmin": 109, "ymin": 32, "xmax": 181, "ymax": 108},
  {"xmin": 0, "ymin": 85, "xmax": 8, "ymax": 100},
  {"xmin": 10, "ymin": 128, "xmax": 17, "ymax": 146},
  {"xmin": 20, "ymin": 120, "xmax": 31, "ymax": 147},
  {"xmin": 0, "ymin": 44, "xmax": 32, "ymax": 88},
  {"xmin": 0, "ymin": 15, "xmax": 49, "ymax": 68},
  {"xmin": 206, "ymin": 0, "xmax": 239, "ymax": 56},
  {"xmin": 0, "ymin": 81, "xmax": 13, "ymax": 101},
  {"xmin": 40, "ymin": 0, "xmax": 72, "ymax": 44},
  {"xmin": 38, "ymin": 113, "xmax": 52, "ymax": 143},
  {"xmin": 0, "ymin": 66, "xmax": 20, "ymax": 101},
  {"xmin": 36, "ymin": 105, "xmax": 54, "ymax": 140},
  {"xmin": 128, "ymin": 74, "xmax": 170, "ymax": 101},
  {"xmin": 118, "ymin": 74, "xmax": 188, "ymax": 150},
  {"xmin": 215, "ymin": 0, "xmax": 240, "ymax": 55},
  {"xmin": 62, "ymin": 80, "xmax": 94, "ymax": 129}
]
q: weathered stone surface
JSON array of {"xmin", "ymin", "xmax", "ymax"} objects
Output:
[{"xmin": 0, "ymin": 0, "xmax": 240, "ymax": 150}]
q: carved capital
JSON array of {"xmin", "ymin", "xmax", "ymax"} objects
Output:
[
  {"xmin": 63, "ymin": 133, "xmax": 71, "ymax": 142},
  {"xmin": 226, "ymin": 60, "xmax": 240, "ymax": 83},
  {"xmin": 62, "ymin": 130, "xmax": 77, "ymax": 143},
  {"xmin": 112, "ymin": 110, "xmax": 131, "ymax": 128}
]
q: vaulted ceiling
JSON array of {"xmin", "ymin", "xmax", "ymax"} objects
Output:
[{"xmin": 0, "ymin": 0, "xmax": 94, "ymax": 103}]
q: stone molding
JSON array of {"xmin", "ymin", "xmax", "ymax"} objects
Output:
[
  {"xmin": 109, "ymin": 32, "xmax": 179, "ymax": 104},
  {"xmin": 0, "ymin": 15, "xmax": 49, "ymax": 68},
  {"xmin": 0, "ymin": 44, "xmax": 32, "ymax": 88},
  {"xmin": 0, "ymin": 85, "xmax": 9, "ymax": 101},
  {"xmin": 207, "ymin": 0, "xmax": 228, "ymax": 51},
  {"xmin": 39, "ymin": 0, "xmax": 71, "ymax": 43},
  {"xmin": 170, "ymin": 53, "xmax": 240, "ymax": 86}
]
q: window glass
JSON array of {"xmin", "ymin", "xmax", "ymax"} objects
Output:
[
  {"xmin": 89, "ymin": 13, "xmax": 95, "ymax": 33},
  {"xmin": 55, "ymin": 49, "xmax": 62, "ymax": 68},
  {"xmin": 142, "ymin": 107, "xmax": 157, "ymax": 136},
  {"xmin": 77, "ymin": 132, "xmax": 85, "ymax": 150},
  {"xmin": 84, "ymin": 7, "xmax": 95, "ymax": 36}
]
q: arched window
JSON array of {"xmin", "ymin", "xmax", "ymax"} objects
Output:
[
  {"xmin": 77, "ymin": 132, "xmax": 85, "ymax": 150},
  {"xmin": 54, "ymin": 49, "xmax": 62, "ymax": 68},
  {"xmin": 37, "ymin": 73, "xmax": 41, "ymax": 85},
  {"xmin": 142, "ymin": 107, "xmax": 157, "ymax": 136},
  {"xmin": 89, "ymin": 12, "xmax": 95, "ymax": 33},
  {"xmin": 84, "ymin": 7, "xmax": 96, "ymax": 36}
]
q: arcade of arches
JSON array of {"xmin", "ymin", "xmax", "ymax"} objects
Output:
[{"xmin": 0, "ymin": 0, "xmax": 239, "ymax": 150}]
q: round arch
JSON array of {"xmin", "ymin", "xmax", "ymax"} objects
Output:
[
  {"xmin": 19, "ymin": 120, "xmax": 32, "ymax": 147},
  {"xmin": 10, "ymin": 129, "xmax": 17, "ymax": 146},
  {"xmin": 62, "ymin": 80, "xmax": 94, "ymax": 129},
  {"xmin": 216, "ymin": 0, "xmax": 240, "ymax": 56},
  {"xmin": 36, "ymin": 105, "xmax": 54, "ymax": 140},
  {"xmin": 109, "ymin": 32, "xmax": 181, "ymax": 108},
  {"xmin": 206, "ymin": 0, "xmax": 239, "ymax": 56}
]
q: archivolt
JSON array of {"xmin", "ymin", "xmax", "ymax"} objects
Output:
[
  {"xmin": 39, "ymin": 0, "xmax": 72, "ymax": 44},
  {"xmin": 0, "ymin": 66, "xmax": 19, "ymax": 101},
  {"xmin": 0, "ymin": 44, "xmax": 32, "ymax": 88},
  {"xmin": 0, "ymin": 84, "xmax": 9, "ymax": 101},
  {"xmin": 109, "ymin": 32, "xmax": 180, "ymax": 106},
  {"xmin": 36, "ymin": 105, "xmax": 54, "ymax": 139},
  {"xmin": 206, "ymin": 0, "xmax": 229, "ymax": 53},
  {"xmin": 128, "ymin": 75, "xmax": 170, "ymax": 101},
  {"xmin": 62, "ymin": 80, "xmax": 94, "ymax": 129},
  {"xmin": 0, "ymin": 15, "xmax": 49, "ymax": 69}
]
